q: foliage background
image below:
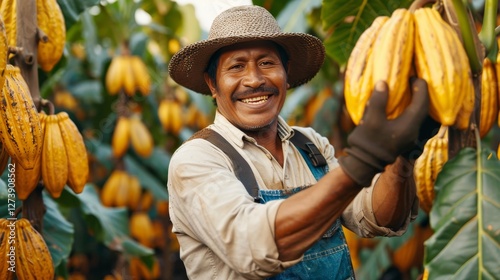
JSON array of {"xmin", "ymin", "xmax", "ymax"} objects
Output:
[{"xmin": 0, "ymin": 0, "xmax": 499, "ymax": 279}]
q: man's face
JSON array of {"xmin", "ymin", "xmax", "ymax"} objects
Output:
[{"xmin": 205, "ymin": 41, "xmax": 289, "ymax": 132}]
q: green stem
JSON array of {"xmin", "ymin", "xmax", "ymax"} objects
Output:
[
  {"xmin": 451, "ymin": 0, "xmax": 482, "ymax": 75},
  {"xmin": 478, "ymin": 0, "xmax": 498, "ymax": 57}
]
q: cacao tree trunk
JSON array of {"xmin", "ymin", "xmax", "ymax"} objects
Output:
[{"xmin": 15, "ymin": 0, "xmax": 45, "ymax": 232}]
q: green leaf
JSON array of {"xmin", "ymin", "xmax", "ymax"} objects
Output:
[
  {"xmin": 42, "ymin": 193, "xmax": 75, "ymax": 268},
  {"xmin": 74, "ymin": 185, "xmax": 154, "ymax": 257},
  {"xmin": 321, "ymin": 0, "xmax": 412, "ymax": 66},
  {"xmin": 124, "ymin": 155, "xmax": 169, "ymax": 201},
  {"xmin": 57, "ymin": 0, "xmax": 101, "ymax": 30},
  {"xmin": 425, "ymin": 147, "xmax": 500, "ymax": 279}
]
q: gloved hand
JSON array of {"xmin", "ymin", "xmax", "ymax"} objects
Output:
[{"xmin": 338, "ymin": 78, "xmax": 430, "ymax": 187}]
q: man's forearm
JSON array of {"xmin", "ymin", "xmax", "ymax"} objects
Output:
[
  {"xmin": 372, "ymin": 156, "xmax": 417, "ymax": 230},
  {"xmin": 274, "ymin": 167, "xmax": 363, "ymax": 261}
]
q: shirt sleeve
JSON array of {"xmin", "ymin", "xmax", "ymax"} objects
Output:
[
  {"xmin": 168, "ymin": 139, "xmax": 301, "ymax": 278},
  {"xmin": 295, "ymin": 127, "xmax": 417, "ymax": 238}
]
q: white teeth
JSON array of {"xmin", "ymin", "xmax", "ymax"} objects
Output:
[{"xmin": 241, "ymin": 95, "xmax": 269, "ymax": 104}]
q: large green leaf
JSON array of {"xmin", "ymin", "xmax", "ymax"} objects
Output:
[
  {"xmin": 71, "ymin": 185, "xmax": 154, "ymax": 259},
  {"xmin": 42, "ymin": 193, "xmax": 74, "ymax": 268},
  {"xmin": 321, "ymin": 0, "xmax": 412, "ymax": 66},
  {"xmin": 425, "ymin": 147, "xmax": 500, "ymax": 279},
  {"xmin": 57, "ymin": 0, "xmax": 101, "ymax": 30}
]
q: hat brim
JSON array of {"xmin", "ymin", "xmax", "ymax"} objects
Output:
[{"xmin": 168, "ymin": 33, "xmax": 325, "ymax": 95}]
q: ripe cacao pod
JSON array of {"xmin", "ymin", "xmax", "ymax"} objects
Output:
[
  {"xmin": 0, "ymin": 219, "xmax": 15, "ymax": 280},
  {"xmin": 413, "ymin": 7, "xmax": 473, "ymax": 126},
  {"xmin": 130, "ymin": 212, "xmax": 155, "ymax": 248},
  {"xmin": 158, "ymin": 99, "xmax": 183, "ymax": 135},
  {"xmin": 478, "ymin": 58, "xmax": 498, "ymax": 138},
  {"xmin": 15, "ymin": 218, "xmax": 55, "ymax": 280},
  {"xmin": 0, "ymin": 65, "xmax": 43, "ymax": 170},
  {"xmin": 37, "ymin": 0, "xmax": 66, "ymax": 72},
  {"xmin": 42, "ymin": 114, "xmax": 68, "ymax": 198},
  {"xmin": 57, "ymin": 112, "xmax": 89, "ymax": 193},
  {"xmin": 344, "ymin": 15, "xmax": 389, "ymax": 125},
  {"xmin": 129, "ymin": 117, "xmax": 153, "ymax": 157},
  {"xmin": 414, "ymin": 125, "xmax": 448, "ymax": 213},
  {"xmin": 112, "ymin": 116, "xmax": 131, "ymax": 158}
]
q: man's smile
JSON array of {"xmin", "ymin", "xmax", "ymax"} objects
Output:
[{"xmin": 240, "ymin": 95, "xmax": 270, "ymax": 104}]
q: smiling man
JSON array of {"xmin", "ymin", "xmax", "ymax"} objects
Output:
[{"xmin": 167, "ymin": 5, "xmax": 432, "ymax": 280}]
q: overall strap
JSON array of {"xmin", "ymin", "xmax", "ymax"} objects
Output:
[
  {"xmin": 290, "ymin": 130, "xmax": 327, "ymax": 167},
  {"xmin": 188, "ymin": 128, "xmax": 328, "ymax": 200},
  {"xmin": 188, "ymin": 128, "xmax": 260, "ymax": 201}
]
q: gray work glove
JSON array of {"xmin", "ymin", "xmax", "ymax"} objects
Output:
[{"xmin": 338, "ymin": 78, "xmax": 430, "ymax": 187}]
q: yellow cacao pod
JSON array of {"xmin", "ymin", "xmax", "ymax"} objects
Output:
[
  {"xmin": 344, "ymin": 16, "xmax": 389, "ymax": 125},
  {"xmin": 15, "ymin": 218, "xmax": 55, "ymax": 280},
  {"xmin": 42, "ymin": 114, "xmax": 68, "ymax": 198},
  {"xmin": 13, "ymin": 157, "xmax": 41, "ymax": 200},
  {"xmin": 130, "ymin": 212, "xmax": 155, "ymax": 248},
  {"xmin": 123, "ymin": 56, "xmax": 136, "ymax": 97},
  {"xmin": 0, "ymin": 65, "xmax": 43, "ymax": 170},
  {"xmin": 129, "ymin": 56, "xmax": 151, "ymax": 96},
  {"xmin": 479, "ymin": 58, "xmax": 498, "ymax": 137},
  {"xmin": 0, "ymin": 0, "xmax": 16, "ymax": 59},
  {"xmin": 414, "ymin": 126, "xmax": 448, "ymax": 213},
  {"xmin": 101, "ymin": 169, "xmax": 128, "ymax": 207},
  {"xmin": 105, "ymin": 56, "xmax": 127, "ymax": 95},
  {"xmin": 158, "ymin": 99, "xmax": 183, "ymax": 135},
  {"xmin": 371, "ymin": 8, "xmax": 414, "ymax": 119},
  {"xmin": 127, "ymin": 175, "xmax": 142, "ymax": 210},
  {"xmin": 414, "ymin": 8, "xmax": 473, "ymax": 126},
  {"xmin": 112, "ymin": 116, "xmax": 131, "ymax": 158},
  {"xmin": 57, "ymin": 112, "xmax": 89, "ymax": 193},
  {"xmin": 0, "ymin": 219, "xmax": 15, "ymax": 280},
  {"xmin": 129, "ymin": 117, "xmax": 153, "ymax": 157},
  {"xmin": 36, "ymin": 0, "xmax": 66, "ymax": 72}
]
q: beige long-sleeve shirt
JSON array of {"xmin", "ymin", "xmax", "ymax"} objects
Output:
[{"xmin": 167, "ymin": 112, "xmax": 417, "ymax": 279}]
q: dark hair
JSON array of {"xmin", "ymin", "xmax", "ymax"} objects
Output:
[{"xmin": 205, "ymin": 41, "xmax": 289, "ymax": 89}]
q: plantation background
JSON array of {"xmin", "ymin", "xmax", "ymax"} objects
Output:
[{"xmin": 0, "ymin": 0, "xmax": 499, "ymax": 279}]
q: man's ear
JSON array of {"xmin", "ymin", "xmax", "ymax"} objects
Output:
[{"xmin": 203, "ymin": 73, "xmax": 217, "ymax": 98}]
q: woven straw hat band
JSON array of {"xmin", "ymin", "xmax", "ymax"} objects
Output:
[{"xmin": 209, "ymin": 6, "xmax": 282, "ymax": 40}]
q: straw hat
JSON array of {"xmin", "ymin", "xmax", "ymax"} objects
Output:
[{"xmin": 168, "ymin": 5, "xmax": 325, "ymax": 95}]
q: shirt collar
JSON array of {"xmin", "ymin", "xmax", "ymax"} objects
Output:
[{"xmin": 211, "ymin": 111, "xmax": 294, "ymax": 148}]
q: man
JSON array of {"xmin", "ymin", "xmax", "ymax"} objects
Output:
[{"xmin": 167, "ymin": 5, "xmax": 431, "ymax": 279}]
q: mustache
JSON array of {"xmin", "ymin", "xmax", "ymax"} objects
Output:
[{"xmin": 233, "ymin": 86, "xmax": 279, "ymax": 100}]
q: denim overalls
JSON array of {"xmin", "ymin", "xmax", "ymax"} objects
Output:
[{"xmin": 259, "ymin": 149, "xmax": 356, "ymax": 280}]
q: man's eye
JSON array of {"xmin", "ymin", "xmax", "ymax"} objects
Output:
[{"xmin": 229, "ymin": 64, "xmax": 243, "ymax": 70}]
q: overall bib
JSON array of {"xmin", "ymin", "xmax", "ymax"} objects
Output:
[
  {"xmin": 260, "ymin": 149, "xmax": 356, "ymax": 280},
  {"xmin": 189, "ymin": 128, "xmax": 356, "ymax": 279}
]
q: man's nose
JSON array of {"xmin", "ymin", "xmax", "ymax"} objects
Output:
[{"xmin": 242, "ymin": 65, "xmax": 265, "ymax": 88}]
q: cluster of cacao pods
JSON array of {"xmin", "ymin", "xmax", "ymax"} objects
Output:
[
  {"xmin": 344, "ymin": 7, "xmax": 474, "ymax": 129},
  {"xmin": 0, "ymin": 218, "xmax": 55, "ymax": 279},
  {"xmin": 1, "ymin": 0, "xmax": 66, "ymax": 71},
  {"xmin": 105, "ymin": 55, "xmax": 151, "ymax": 96},
  {"xmin": 0, "ymin": 64, "xmax": 88, "ymax": 200},
  {"xmin": 158, "ymin": 98, "xmax": 184, "ymax": 135},
  {"xmin": 101, "ymin": 169, "xmax": 143, "ymax": 209},
  {"xmin": 15, "ymin": 111, "xmax": 89, "ymax": 199},
  {"xmin": 112, "ymin": 115, "xmax": 154, "ymax": 158}
]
